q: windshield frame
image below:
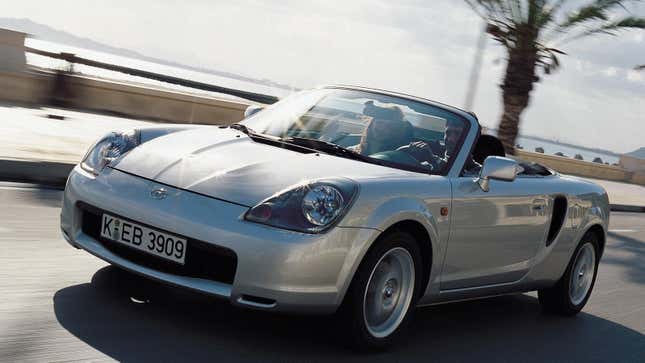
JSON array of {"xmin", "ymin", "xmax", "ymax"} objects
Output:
[{"xmin": 241, "ymin": 86, "xmax": 476, "ymax": 176}]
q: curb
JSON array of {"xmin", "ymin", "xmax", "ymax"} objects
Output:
[
  {"xmin": 1, "ymin": 158, "xmax": 644, "ymax": 213},
  {"xmin": 0, "ymin": 159, "xmax": 74, "ymax": 187}
]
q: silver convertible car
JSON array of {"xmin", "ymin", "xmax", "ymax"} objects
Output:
[{"xmin": 61, "ymin": 86, "xmax": 609, "ymax": 349}]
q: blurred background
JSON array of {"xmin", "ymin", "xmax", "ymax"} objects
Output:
[
  {"xmin": 0, "ymin": 0, "xmax": 644, "ymax": 187},
  {"xmin": 1, "ymin": 2, "xmax": 645, "ymax": 361}
]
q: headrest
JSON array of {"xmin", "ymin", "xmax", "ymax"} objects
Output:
[{"xmin": 473, "ymin": 134, "xmax": 506, "ymax": 164}]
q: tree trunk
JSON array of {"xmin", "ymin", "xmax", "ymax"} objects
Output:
[{"xmin": 498, "ymin": 27, "xmax": 539, "ymax": 155}]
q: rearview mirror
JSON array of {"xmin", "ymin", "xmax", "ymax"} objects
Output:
[
  {"xmin": 244, "ymin": 104, "xmax": 264, "ymax": 118},
  {"xmin": 477, "ymin": 156, "xmax": 521, "ymax": 192}
]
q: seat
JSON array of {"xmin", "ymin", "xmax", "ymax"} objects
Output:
[{"xmin": 473, "ymin": 134, "xmax": 505, "ymax": 164}]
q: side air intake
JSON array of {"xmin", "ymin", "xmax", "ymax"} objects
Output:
[{"xmin": 546, "ymin": 196, "xmax": 567, "ymax": 246}]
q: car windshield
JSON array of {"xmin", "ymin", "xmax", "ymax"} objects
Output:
[{"xmin": 241, "ymin": 88, "xmax": 470, "ymax": 175}]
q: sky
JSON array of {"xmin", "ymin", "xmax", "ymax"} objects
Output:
[{"xmin": 4, "ymin": 0, "xmax": 645, "ymax": 153}]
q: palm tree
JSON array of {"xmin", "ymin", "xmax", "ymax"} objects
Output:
[{"xmin": 465, "ymin": 0, "xmax": 645, "ymax": 153}]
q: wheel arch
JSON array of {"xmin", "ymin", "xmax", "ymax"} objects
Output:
[
  {"xmin": 338, "ymin": 217, "xmax": 437, "ymax": 308},
  {"xmin": 382, "ymin": 220, "xmax": 433, "ymax": 299},
  {"xmin": 336, "ymin": 194, "xmax": 444, "ymax": 307},
  {"xmin": 585, "ymin": 224, "xmax": 606, "ymax": 257}
]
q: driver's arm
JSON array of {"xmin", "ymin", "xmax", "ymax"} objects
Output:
[{"xmin": 397, "ymin": 141, "xmax": 443, "ymax": 171}]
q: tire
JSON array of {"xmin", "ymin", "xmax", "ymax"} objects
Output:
[
  {"xmin": 538, "ymin": 232, "xmax": 600, "ymax": 315},
  {"xmin": 339, "ymin": 230, "xmax": 423, "ymax": 350}
]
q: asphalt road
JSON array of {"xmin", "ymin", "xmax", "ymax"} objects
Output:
[{"xmin": 1, "ymin": 182, "xmax": 643, "ymax": 362}]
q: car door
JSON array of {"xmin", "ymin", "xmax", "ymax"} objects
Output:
[{"xmin": 440, "ymin": 176, "xmax": 551, "ymax": 290}]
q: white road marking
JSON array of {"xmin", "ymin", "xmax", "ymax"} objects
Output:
[{"xmin": 609, "ymin": 229, "xmax": 637, "ymax": 233}]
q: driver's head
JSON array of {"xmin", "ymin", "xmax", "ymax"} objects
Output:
[
  {"xmin": 444, "ymin": 119, "xmax": 465, "ymax": 157},
  {"xmin": 358, "ymin": 101, "xmax": 412, "ymax": 155}
]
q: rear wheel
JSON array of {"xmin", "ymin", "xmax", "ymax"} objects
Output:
[
  {"xmin": 538, "ymin": 233, "xmax": 600, "ymax": 315},
  {"xmin": 340, "ymin": 230, "xmax": 422, "ymax": 350}
]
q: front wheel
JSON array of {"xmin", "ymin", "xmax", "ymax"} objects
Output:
[
  {"xmin": 339, "ymin": 230, "xmax": 422, "ymax": 350},
  {"xmin": 538, "ymin": 233, "xmax": 600, "ymax": 315}
]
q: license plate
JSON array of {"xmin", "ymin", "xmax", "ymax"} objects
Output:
[{"xmin": 100, "ymin": 213, "xmax": 187, "ymax": 265}]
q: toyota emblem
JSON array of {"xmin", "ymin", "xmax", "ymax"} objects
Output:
[{"xmin": 150, "ymin": 187, "xmax": 168, "ymax": 200}]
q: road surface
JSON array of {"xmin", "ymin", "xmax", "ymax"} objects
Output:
[{"xmin": 1, "ymin": 182, "xmax": 643, "ymax": 362}]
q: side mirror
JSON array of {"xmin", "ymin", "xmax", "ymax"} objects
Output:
[
  {"xmin": 244, "ymin": 104, "xmax": 264, "ymax": 118},
  {"xmin": 477, "ymin": 156, "xmax": 521, "ymax": 192}
]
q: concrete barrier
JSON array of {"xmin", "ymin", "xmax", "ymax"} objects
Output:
[
  {"xmin": 59, "ymin": 74, "xmax": 252, "ymax": 125},
  {"xmin": 0, "ymin": 29, "xmax": 26, "ymax": 73},
  {"xmin": 516, "ymin": 150, "xmax": 644, "ymax": 186},
  {"xmin": 0, "ymin": 71, "xmax": 52, "ymax": 104},
  {"xmin": 631, "ymin": 171, "xmax": 645, "ymax": 185},
  {"xmin": 0, "ymin": 70, "xmax": 253, "ymax": 124},
  {"xmin": 0, "ymin": 27, "xmax": 257, "ymax": 124},
  {"xmin": 0, "ymin": 158, "xmax": 73, "ymax": 187},
  {"xmin": 619, "ymin": 154, "xmax": 645, "ymax": 173},
  {"xmin": 0, "ymin": 29, "xmax": 51, "ymax": 104}
]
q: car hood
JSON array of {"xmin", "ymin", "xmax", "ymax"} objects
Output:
[{"xmin": 112, "ymin": 127, "xmax": 409, "ymax": 206}]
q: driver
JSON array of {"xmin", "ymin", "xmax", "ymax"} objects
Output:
[
  {"xmin": 444, "ymin": 118, "xmax": 463, "ymax": 158},
  {"xmin": 399, "ymin": 118, "xmax": 481, "ymax": 174},
  {"xmin": 351, "ymin": 101, "xmax": 480, "ymax": 175}
]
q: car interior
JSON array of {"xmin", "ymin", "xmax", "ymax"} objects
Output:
[
  {"xmin": 283, "ymin": 98, "xmax": 553, "ymax": 177},
  {"xmin": 473, "ymin": 134, "xmax": 553, "ymax": 177}
]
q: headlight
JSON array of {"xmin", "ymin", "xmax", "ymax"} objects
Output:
[
  {"xmin": 245, "ymin": 178, "xmax": 358, "ymax": 233},
  {"xmin": 81, "ymin": 130, "xmax": 140, "ymax": 175}
]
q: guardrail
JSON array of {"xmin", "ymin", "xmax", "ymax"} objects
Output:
[{"xmin": 25, "ymin": 47, "xmax": 280, "ymax": 105}]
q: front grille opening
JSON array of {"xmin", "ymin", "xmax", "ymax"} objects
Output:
[{"xmin": 79, "ymin": 203, "xmax": 237, "ymax": 284}]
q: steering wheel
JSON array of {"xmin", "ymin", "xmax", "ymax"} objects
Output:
[{"xmin": 369, "ymin": 150, "xmax": 439, "ymax": 171}]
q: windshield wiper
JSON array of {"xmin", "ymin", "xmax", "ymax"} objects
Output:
[
  {"xmin": 281, "ymin": 137, "xmax": 381, "ymax": 164},
  {"xmin": 229, "ymin": 123, "xmax": 255, "ymax": 135},
  {"xmin": 282, "ymin": 136, "xmax": 433, "ymax": 174},
  {"xmin": 229, "ymin": 125, "xmax": 323, "ymax": 154}
]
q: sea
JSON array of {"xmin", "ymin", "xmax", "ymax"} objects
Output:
[{"xmin": 24, "ymin": 38, "xmax": 620, "ymax": 165}]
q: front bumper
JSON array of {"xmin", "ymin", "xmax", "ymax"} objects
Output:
[{"xmin": 60, "ymin": 166, "xmax": 378, "ymax": 314}]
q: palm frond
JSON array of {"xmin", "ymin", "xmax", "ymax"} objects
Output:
[
  {"xmin": 571, "ymin": 16, "xmax": 645, "ymax": 39},
  {"xmin": 486, "ymin": 22, "xmax": 513, "ymax": 46},
  {"xmin": 538, "ymin": 0, "xmax": 569, "ymax": 23},
  {"xmin": 536, "ymin": 43, "xmax": 566, "ymax": 74},
  {"xmin": 466, "ymin": 0, "xmax": 645, "ymax": 57},
  {"xmin": 465, "ymin": 0, "xmax": 510, "ymax": 23},
  {"xmin": 558, "ymin": 0, "xmax": 632, "ymax": 29},
  {"xmin": 560, "ymin": 6, "xmax": 609, "ymax": 28}
]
